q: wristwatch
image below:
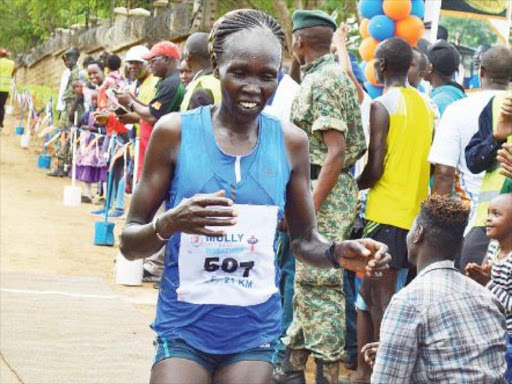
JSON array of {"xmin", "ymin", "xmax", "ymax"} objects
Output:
[
  {"xmin": 152, "ymin": 215, "xmax": 169, "ymax": 242},
  {"xmin": 325, "ymin": 241, "xmax": 341, "ymax": 269}
]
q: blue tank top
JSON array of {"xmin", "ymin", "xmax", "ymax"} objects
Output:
[{"xmin": 152, "ymin": 106, "xmax": 291, "ymax": 354}]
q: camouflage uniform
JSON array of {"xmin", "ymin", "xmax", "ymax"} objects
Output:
[
  {"xmin": 283, "ymin": 54, "xmax": 366, "ymax": 366},
  {"xmin": 55, "ymin": 64, "xmax": 81, "ymax": 168}
]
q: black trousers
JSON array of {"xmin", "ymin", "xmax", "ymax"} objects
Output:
[{"xmin": 0, "ymin": 92, "xmax": 8, "ymax": 127}]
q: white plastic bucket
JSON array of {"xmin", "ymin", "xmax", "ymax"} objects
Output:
[
  {"xmin": 63, "ymin": 185, "xmax": 81, "ymax": 206},
  {"xmin": 115, "ymin": 252, "xmax": 143, "ymax": 286},
  {"xmin": 20, "ymin": 134, "xmax": 30, "ymax": 148}
]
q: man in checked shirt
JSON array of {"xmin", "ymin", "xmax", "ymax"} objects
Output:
[{"xmin": 363, "ymin": 195, "xmax": 507, "ymax": 383}]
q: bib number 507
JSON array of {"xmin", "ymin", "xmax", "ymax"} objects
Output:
[{"xmin": 204, "ymin": 257, "xmax": 255, "ymax": 278}]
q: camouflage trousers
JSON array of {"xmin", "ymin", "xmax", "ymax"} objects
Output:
[
  {"xmin": 55, "ymin": 109, "xmax": 74, "ymax": 166},
  {"xmin": 282, "ymin": 173, "xmax": 357, "ymax": 363},
  {"xmin": 295, "ymin": 173, "xmax": 358, "ymax": 286},
  {"xmin": 54, "ymin": 130, "xmax": 72, "ymax": 167},
  {"xmin": 282, "ymin": 282, "xmax": 346, "ymax": 362}
]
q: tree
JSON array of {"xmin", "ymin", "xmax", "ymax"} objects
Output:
[{"xmin": 439, "ymin": 15, "xmax": 499, "ymax": 48}]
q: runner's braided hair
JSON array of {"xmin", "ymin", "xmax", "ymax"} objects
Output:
[{"xmin": 209, "ymin": 9, "xmax": 286, "ymax": 64}]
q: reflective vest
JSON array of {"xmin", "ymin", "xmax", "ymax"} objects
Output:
[
  {"xmin": 0, "ymin": 57, "xmax": 15, "ymax": 92},
  {"xmin": 474, "ymin": 93, "xmax": 512, "ymax": 226}
]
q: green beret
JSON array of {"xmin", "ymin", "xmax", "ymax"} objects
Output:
[
  {"xmin": 292, "ymin": 10, "xmax": 337, "ymax": 32},
  {"xmin": 62, "ymin": 47, "xmax": 80, "ymax": 59}
]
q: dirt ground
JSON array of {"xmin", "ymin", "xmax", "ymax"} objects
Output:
[{"xmin": 0, "ymin": 112, "xmax": 351, "ymax": 383}]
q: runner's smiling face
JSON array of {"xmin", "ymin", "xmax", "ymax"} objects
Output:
[{"xmin": 215, "ymin": 28, "xmax": 281, "ymax": 118}]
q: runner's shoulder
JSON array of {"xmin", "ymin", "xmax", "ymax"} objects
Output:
[
  {"xmin": 281, "ymin": 120, "xmax": 308, "ymax": 153},
  {"xmin": 152, "ymin": 112, "xmax": 182, "ymax": 147}
]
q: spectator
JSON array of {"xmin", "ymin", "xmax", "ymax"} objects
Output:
[
  {"xmin": 352, "ymin": 37, "xmax": 435, "ymax": 384},
  {"xmin": 118, "ymin": 41, "xmax": 184, "ymax": 126},
  {"xmin": 467, "ymin": 193, "xmax": 512, "ymax": 383},
  {"xmin": 0, "ymin": 48, "xmax": 15, "ymax": 130},
  {"xmin": 424, "ymin": 40, "xmax": 466, "ymax": 116},
  {"xmin": 48, "ymin": 47, "xmax": 81, "ymax": 177},
  {"xmin": 468, "ymin": 44, "xmax": 492, "ymax": 89},
  {"xmin": 364, "ymin": 195, "xmax": 507, "ymax": 383},
  {"xmin": 178, "ymin": 59, "xmax": 193, "ymax": 87},
  {"xmin": 463, "ymin": 50, "xmax": 512, "ymax": 267},
  {"xmin": 118, "ymin": 45, "xmax": 163, "ymax": 283},
  {"xmin": 429, "ymin": 46, "xmax": 512, "ymax": 270},
  {"xmin": 277, "ymin": 10, "xmax": 366, "ymax": 384},
  {"xmin": 106, "ymin": 54, "xmax": 125, "ymax": 87},
  {"xmin": 180, "ymin": 32, "xmax": 221, "ymax": 111}
]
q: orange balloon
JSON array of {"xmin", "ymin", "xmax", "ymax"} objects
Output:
[
  {"xmin": 383, "ymin": 0, "xmax": 412, "ymax": 21},
  {"xmin": 359, "ymin": 37, "xmax": 379, "ymax": 62},
  {"xmin": 364, "ymin": 59, "xmax": 380, "ymax": 86},
  {"xmin": 359, "ymin": 18, "xmax": 370, "ymax": 39},
  {"xmin": 395, "ymin": 15, "xmax": 425, "ymax": 46}
]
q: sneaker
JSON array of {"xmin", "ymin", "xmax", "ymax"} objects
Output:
[
  {"xmin": 109, "ymin": 208, "xmax": 125, "ymax": 219},
  {"xmin": 81, "ymin": 196, "xmax": 93, "ymax": 204},
  {"xmin": 90, "ymin": 208, "xmax": 107, "ymax": 216},
  {"xmin": 142, "ymin": 269, "xmax": 160, "ymax": 283}
]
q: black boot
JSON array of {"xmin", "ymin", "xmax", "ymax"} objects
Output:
[
  {"xmin": 272, "ymin": 349, "xmax": 307, "ymax": 384},
  {"xmin": 272, "ymin": 368, "xmax": 305, "ymax": 384},
  {"xmin": 315, "ymin": 359, "xmax": 339, "ymax": 384},
  {"xmin": 47, "ymin": 163, "xmax": 66, "ymax": 177}
]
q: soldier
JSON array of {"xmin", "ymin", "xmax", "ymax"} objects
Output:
[
  {"xmin": 274, "ymin": 10, "xmax": 366, "ymax": 384},
  {"xmin": 48, "ymin": 47, "xmax": 81, "ymax": 177}
]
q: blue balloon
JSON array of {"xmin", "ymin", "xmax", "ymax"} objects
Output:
[
  {"xmin": 411, "ymin": 0, "xmax": 425, "ymax": 19},
  {"xmin": 358, "ymin": 0, "xmax": 384, "ymax": 19},
  {"xmin": 368, "ymin": 15, "xmax": 395, "ymax": 41},
  {"xmin": 364, "ymin": 81, "xmax": 383, "ymax": 99}
]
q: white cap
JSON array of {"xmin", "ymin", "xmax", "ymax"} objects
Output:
[{"xmin": 125, "ymin": 45, "xmax": 150, "ymax": 63}]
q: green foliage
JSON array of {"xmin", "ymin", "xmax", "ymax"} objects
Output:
[
  {"xmin": 16, "ymin": 84, "xmax": 58, "ymax": 111},
  {"xmin": 0, "ymin": 0, "xmax": 152, "ymax": 56},
  {"xmin": 439, "ymin": 15, "xmax": 499, "ymax": 48}
]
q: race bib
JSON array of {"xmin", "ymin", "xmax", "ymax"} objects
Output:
[{"xmin": 177, "ymin": 204, "xmax": 279, "ymax": 306}]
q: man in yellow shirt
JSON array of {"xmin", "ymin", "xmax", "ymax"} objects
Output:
[
  {"xmin": 180, "ymin": 32, "xmax": 221, "ymax": 111},
  {"xmin": 348, "ymin": 38, "xmax": 434, "ymax": 383},
  {"xmin": 0, "ymin": 48, "xmax": 15, "ymax": 129}
]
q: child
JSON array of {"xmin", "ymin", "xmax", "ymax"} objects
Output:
[
  {"xmin": 466, "ymin": 193, "xmax": 512, "ymax": 383},
  {"xmin": 75, "ymin": 91, "xmax": 107, "ymax": 203}
]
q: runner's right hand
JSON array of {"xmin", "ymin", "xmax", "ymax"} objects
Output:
[{"xmin": 157, "ymin": 190, "xmax": 238, "ymax": 238}]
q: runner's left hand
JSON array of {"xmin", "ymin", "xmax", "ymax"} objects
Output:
[{"xmin": 335, "ymin": 238, "xmax": 390, "ymax": 277}]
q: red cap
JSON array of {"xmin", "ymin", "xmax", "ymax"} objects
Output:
[
  {"xmin": 0, "ymin": 48, "xmax": 8, "ymax": 56},
  {"xmin": 142, "ymin": 41, "xmax": 180, "ymax": 60}
]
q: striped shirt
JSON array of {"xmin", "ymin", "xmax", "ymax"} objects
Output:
[
  {"xmin": 487, "ymin": 240, "xmax": 512, "ymax": 335},
  {"xmin": 372, "ymin": 260, "xmax": 507, "ymax": 384}
]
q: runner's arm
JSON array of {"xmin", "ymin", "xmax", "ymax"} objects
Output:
[
  {"xmin": 120, "ymin": 113, "xmax": 237, "ymax": 260},
  {"xmin": 120, "ymin": 113, "xmax": 181, "ymax": 259}
]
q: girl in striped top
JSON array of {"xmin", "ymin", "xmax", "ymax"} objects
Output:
[{"xmin": 466, "ymin": 193, "xmax": 512, "ymax": 382}]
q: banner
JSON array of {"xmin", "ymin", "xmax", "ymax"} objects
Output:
[{"xmin": 441, "ymin": 0, "xmax": 509, "ymax": 20}]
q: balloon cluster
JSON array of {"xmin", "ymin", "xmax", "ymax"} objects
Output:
[{"xmin": 358, "ymin": 0, "xmax": 425, "ymax": 98}]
